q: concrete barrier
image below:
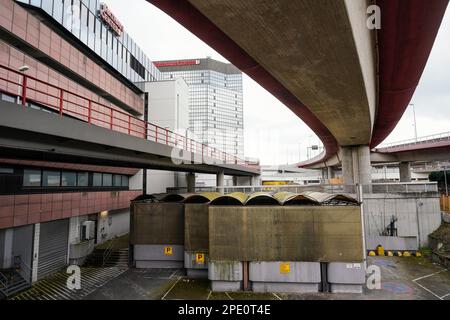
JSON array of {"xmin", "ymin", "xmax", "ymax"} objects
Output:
[
  {"xmin": 249, "ymin": 261, "xmax": 321, "ymax": 293},
  {"xmin": 327, "ymin": 262, "xmax": 366, "ymax": 293},
  {"xmin": 208, "ymin": 261, "xmax": 243, "ymax": 292},
  {"xmin": 134, "ymin": 244, "xmax": 184, "ymax": 268}
]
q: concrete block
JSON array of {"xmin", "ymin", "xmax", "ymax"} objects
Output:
[
  {"xmin": 366, "ymin": 236, "xmax": 418, "ymax": 251},
  {"xmin": 327, "ymin": 262, "xmax": 365, "ymax": 284},
  {"xmin": 135, "ymin": 260, "xmax": 184, "ymax": 269},
  {"xmin": 184, "ymin": 251, "xmax": 208, "ymax": 270},
  {"xmin": 134, "ymin": 244, "xmax": 183, "ymax": 269},
  {"xmin": 208, "ymin": 261, "xmax": 243, "ymax": 281},
  {"xmin": 330, "ymin": 284, "xmax": 363, "ymax": 294},
  {"xmin": 252, "ymin": 282, "xmax": 319, "ymax": 293},
  {"xmin": 249, "ymin": 261, "xmax": 321, "ymax": 283},
  {"xmin": 210, "ymin": 280, "xmax": 242, "ymax": 292},
  {"xmin": 134, "ymin": 244, "xmax": 184, "ymax": 261},
  {"xmin": 187, "ymin": 269, "xmax": 208, "ymax": 279}
]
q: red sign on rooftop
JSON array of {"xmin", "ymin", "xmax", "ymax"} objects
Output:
[
  {"xmin": 99, "ymin": 3, "xmax": 124, "ymax": 37},
  {"xmin": 154, "ymin": 60, "xmax": 201, "ymax": 68}
]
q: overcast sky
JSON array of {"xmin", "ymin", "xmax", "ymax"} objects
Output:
[{"xmin": 103, "ymin": 0, "xmax": 450, "ymax": 165}]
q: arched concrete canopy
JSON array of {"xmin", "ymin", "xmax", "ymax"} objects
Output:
[
  {"xmin": 183, "ymin": 192, "xmax": 222, "ymax": 203},
  {"xmin": 245, "ymin": 192, "xmax": 280, "ymax": 206},
  {"xmin": 210, "ymin": 192, "xmax": 248, "ymax": 206}
]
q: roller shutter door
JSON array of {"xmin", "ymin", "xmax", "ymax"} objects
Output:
[{"xmin": 37, "ymin": 219, "xmax": 69, "ymax": 280}]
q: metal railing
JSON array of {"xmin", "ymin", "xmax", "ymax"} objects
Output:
[
  {"xmin": 0, "ymin": 272, "xmax": 8, "ymax": 297},
  {"xmin": 102, "ymin": 237, "xmax": 116, "ymax": 267},
  {"xmin": 15, "ymin": 256, "xmax": 32, "ymax": 285},
  {"xmin": 378, "ymin": 131, "xmax": 450, "ymax": 150},
  {"xmin": 0, "ymin": 63, "xmax": 258, "ymax": 169},
  {"xmin": 167, "ymin": 182, "xmax": 438, "ymax": 195}
]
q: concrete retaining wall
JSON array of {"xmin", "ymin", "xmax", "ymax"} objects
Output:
[
  {"xmin": 134, "ymin": 244, "xmax": 184, "ymax": 268},
  {"xmin": 363, "ymin": 193, "xmax": 441, "ymax": 247},
  {"xmin": 249, "ymin": 261, "xmax": 321, "ymax": 293}
]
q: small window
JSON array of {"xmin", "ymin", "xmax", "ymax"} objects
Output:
[
  {"xmin": 23, "ymin": 169, "xmax": 41, "ymax": 187},
  {"xmin": 113, "ymin": 174, "xmax": 122, "ymax": 187},
  {"xmin": 93, "ymin": 173, "xmax": 102, "ymax": 186},
  {"xmin": 43, "ymin": 170, "xmax": 61, "ymax": 187},
  {"xmin": 0, "ymin": 167, "xmax": 13, "ymax": 174},
  {"xmin": 102, "ymin": 173, "xmax": 112, "ymax": 187},
  {"xmin": 121, "ymin": 175, "xmax": 129, "ymax": 187},
  {"xmin": 61, "ymin": 171, "xmax": 77, "ymax": 187},
  {"xmin": 77, "ymin": 172, "xmax": 88, "ymax": 187}
]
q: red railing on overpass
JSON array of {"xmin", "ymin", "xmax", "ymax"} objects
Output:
[
  {"xmin": 377, "ymin": 131, "xmax": 450, "ymax": 151},
  {"xmin": 0, "ymin": 64, "xmax": 259, "ymax": 169}
]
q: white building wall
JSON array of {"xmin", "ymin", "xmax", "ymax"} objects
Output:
[
  {"xmin": 31, "ymin": 223, "xmax": 40, "ymax": 283},
  {"xmin": 96, "ymin": 209, "xmax": 130, "ymax": 244},
  {"xmin": 130, "ymin": 79, "xmax": 190, "ymax": 194},
  {"xmin": 363, "ymin": 194, "xmax": 442, "ymax": 247}
]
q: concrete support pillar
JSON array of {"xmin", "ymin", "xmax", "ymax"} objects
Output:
[
  {"xmin": 216, "ymin": 171, "xmax": 225, "ymax": 194},
  {"xmin": 251, "ymin": 175, "xmax": 261, "ymax": 186},
  {"xmin": 232, "ymin": 176, "xmax": 238, "ymax": 186},
  {"xmin": 186, "ymin": 172, "xmax": 196, "ymax": 193},
  {"xmin": 399, "ymin": 162, "xmax": 412, "ymax": 182},
  {"xmin": 327, "ymin": 166, "xmax": 335, "ymax": 179},
  {"xmin": 341, "ymin": 145, "xmax": 372, "ymax": 192}
]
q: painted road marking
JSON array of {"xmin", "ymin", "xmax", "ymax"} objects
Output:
[
  {"xmin": 412, "ymin": 268, "xmax": 449, "ymax": 301},
  {"xmin": 160, "ymin": 276, "xmax": 181, "ymax": 300},
  {"xmin": 440, "ymin": 292, "xmax": 450, "ymax": 299},
  {"xmin": 225, "ymin": 292, "xmax": 233, "ymax": 300},
  {"xmin": 206, "ymin": 290, "xmax": 212, "ymax": 300},
  {"xmin": 412, "ymin": 268, "xmax": 448, "ymax": 282},
  {"xmin": 272, "ymin": 292, "xmax": 282, "ymax": 300}
]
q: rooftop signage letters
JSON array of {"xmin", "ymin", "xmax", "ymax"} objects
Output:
[
  {"xmin": 99, "ymin": 3, "xmax": 124, "ymax": 37},
  {"xmin": 154, "ymin": 60, "xmax": 201, "ymax": 68}
]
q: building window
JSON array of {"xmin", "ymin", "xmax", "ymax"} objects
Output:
[
  {"xmin": 0, "ymin": 167, "xmax": 13, "ymax": 174},
  {"xmin": 113, "ymin": 174, "xmax": 122, "ymax": 187},
  {"xmin": 93, "ymin": 172, "xmax": 102, "ymax": 186},
  {"xmin": 102, "ymin": 173, "xmax": 112, "ymax": 187},
  {"xmin": 61, "ymin": 171, "xmax": 77, "ymax": 187},
  {"xmin": 121, "ymin": 175, "xmax": 129, "ymax": 187},
  {"xmin": 77, "ymin": 172, "xmax": 89, "ymax": 187},
  {"xmin": 43, "ymin": 170, "xmax": 61, "ymax": 187},
  {"xmin": 23, "ymin": 169, "xmax": 41, "ymax": 187}
]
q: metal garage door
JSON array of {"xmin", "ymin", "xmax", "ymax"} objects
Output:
[{"xmin": 37, "ymin": 219, "xmax": 69, "ymax": 280}]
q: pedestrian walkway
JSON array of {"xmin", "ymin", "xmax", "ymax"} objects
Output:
[{"xmin": 10, "ymin": 267, "xmax": 127, "ymax": 300}]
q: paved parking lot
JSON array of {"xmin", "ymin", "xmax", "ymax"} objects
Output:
[{"xmin": 83, "ymin": 256, "xmax": 450, "ymax": 300}]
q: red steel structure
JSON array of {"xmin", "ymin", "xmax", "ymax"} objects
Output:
[{"xmin": 0, "ymin": 63, "xmax": 256, "ymax": 167}]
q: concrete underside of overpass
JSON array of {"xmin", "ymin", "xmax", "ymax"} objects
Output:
[
  {"xmin": 184, "ymin": 0, "xmax": 376, "ymax": 147},
  {"xmin": 0, "ymin": 101, "xmax": 259, "ymax": 177},
  {"xmin": 149, "ymin": 0, "xmax": 448, "ymax": 186}
]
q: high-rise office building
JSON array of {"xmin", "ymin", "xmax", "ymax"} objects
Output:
[{"xmin": 155, "ymin": 58, "xmax": 244, "ymax": 158}]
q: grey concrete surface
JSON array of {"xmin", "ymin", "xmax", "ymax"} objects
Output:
[{"xmin": 82, "ymin": 256, "xmax": 450, "ymax": 300}]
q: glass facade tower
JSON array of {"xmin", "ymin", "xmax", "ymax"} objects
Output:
[
  {"xmin": 16, "ymin": 0, "xmax": 161, "ymax": 86},
  {"xmin": 156, "ymin": 58, "xmax": 244, "ymax": 158}
]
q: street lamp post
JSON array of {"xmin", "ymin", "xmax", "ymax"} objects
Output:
[
  {"xmin": 444, "ymin": 168, "xmax": 449, "ymax": 197},
  {"xmin": 410, "ymin": 103, "xmax": 418, "ymax": 142},
  {"xmin": 16, "ymin": 65, "xmax": 30, "ymax": 105}
]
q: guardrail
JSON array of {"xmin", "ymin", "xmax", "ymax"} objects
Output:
[
  {"xmin": 167, "ymin": 182, "xmax": 438, "ymax": 194},
  {"xmin": 0, "ymin": 64, "xmax": 258, "ymax": 169},
  {"xmin": 378, "ymin": 131, "xmax": 450, "ymax": 149}
]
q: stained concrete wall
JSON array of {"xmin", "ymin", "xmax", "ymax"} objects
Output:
[
  {"xmin": 97, "ymin": 209, "xmax": 130, "ymax": 244},
  {"xmin": 363, "ymin": 193, "xmax": 441, "ymax": 247},
  {"xmin": 209, "ymin": 206, "xmax": 364, "ymax": 262}
]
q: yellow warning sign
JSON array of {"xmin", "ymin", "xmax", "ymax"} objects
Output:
[
  {"xmin": 280, "ymin": 262, "xmax": 290, "ymax": 274},
  {"xmin": 164, "ymin": 246, "xmax": 173, "ymax": 256},
  {"xmin": 196, "ymin": 253, "xmax": 205, "ymax": 264}
]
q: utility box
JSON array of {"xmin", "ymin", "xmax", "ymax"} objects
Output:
[{"xmin": 82, "ymin": 221, "xmax": 95, "ymax": 240}]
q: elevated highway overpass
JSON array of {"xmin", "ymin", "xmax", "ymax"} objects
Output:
[
  {"xmin": 0, "ymin": 63, "xmax": 260, "ymax": 180},
  {"xmin": 148, "ymin": 0, "xmax": 449, "ymax": 186},
  {"xmin": 300, "ymin": 131, "xmax": 450, "ymax": 182}
]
